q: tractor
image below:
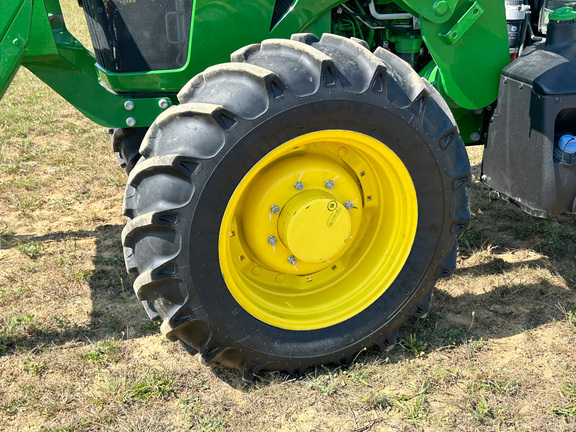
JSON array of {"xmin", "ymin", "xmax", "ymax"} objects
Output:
[{"xmin": 2, "ymin": 0, "xmax": 576, "ymax": 380}]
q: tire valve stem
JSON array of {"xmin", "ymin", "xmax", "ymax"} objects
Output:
[
  {"xmin": 344, "ymin": 200, "xmax": 353, "ymax": 210},
  {"xmin": 325, "ymin": 179, "xmax": 335, "ymax": 189},
  {"xmin": 267, "ymin": 236, "xmax": 278, "ymax": 246},
  {"xmin": 294, "ymin": 181, "xmax": 304, "ymax": 191},
  {"xmin": 270, "ymin": 205, "xmax": 280, "ymax": 214},
  {"xmin": 287, "ymin": 255, "xmax": 298, "ymax": 265}
]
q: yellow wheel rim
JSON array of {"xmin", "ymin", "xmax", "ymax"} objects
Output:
[{"xmin": 218, "ymin": 130, "xmax": 418, "ymax": 330}]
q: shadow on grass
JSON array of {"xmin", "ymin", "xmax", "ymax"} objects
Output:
[
  {"xmin": 388, "ymin": 173, "xmax": 576, "ymax": 366},
  {"xmin": 0, "ymin": 224, "xmax": 155, "ymax": 354}
]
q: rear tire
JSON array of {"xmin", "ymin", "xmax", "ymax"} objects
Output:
[
  {"xmin": 122, "ymin": 34, "xmax": 470, "ymax": 380},
  {"xmin": 111, "ymin": 127, "xmax": 147, "ymax": 175}
]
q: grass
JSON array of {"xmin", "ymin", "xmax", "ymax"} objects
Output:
[
  {"xmin": 181, "ymin": 398, "xmax": 229, "ymax": 432},
  {"xmin": 1, "ymin": 2, "xmax": 576, "ymax": 431},
  {"xmin": 82, "ymin": 339, "xmax": 122, "ymax": 365},
  {"xmin": 553, "ymin": 382, "xmax": 576, "ymax": 417},
  {"xmin": 92, "ymin": 368, "xmax": 174, "ymax": 406},
  {"xmin": 397, "ymin": 333, "xmax": 427, "ymax": 357},
  {"xmin": 14, "ymin": 241, "xmax": 48, "ymax": 259}
]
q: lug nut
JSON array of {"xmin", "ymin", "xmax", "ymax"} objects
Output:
[
  {"xmin": 325, "ymin": 179, "xmax": 335, "ymax": 189},
  {"xmin": 267, "ymin": 236, "xmax": 278, "ymax": 246},
  {"xmin": 344, "ymin": 200, "xmax": 353, "ymax": 210},
  {"xmin": 470, "ymin": 132, "xmax": 481, "ymax": 142},
  {"xmin": 270, "ymin": 205, "xmax": 280, "ymax": 214},
  {"xmin": 294, "ymin": 181, "xmax": 304, "ymax": 191},
  {"xmin": 287, "ymin": 255, "xmax": 298, "ymax": 265}
]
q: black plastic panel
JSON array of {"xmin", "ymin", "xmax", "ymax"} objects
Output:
[
  {"xmin": 82, "ymin": 0, "xmax": 193, "ymax": 73},
  {"xmin": 483, "ymin": 32, "xmax": 576, "ymax": 217}
]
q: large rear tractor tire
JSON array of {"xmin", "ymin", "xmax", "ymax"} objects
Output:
[{"xmin": 122, "ymin": 34, "xmax": 470, "ymax": 380}]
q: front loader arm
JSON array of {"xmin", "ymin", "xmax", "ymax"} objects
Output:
[
  {"xmin": 1, "ymin": 0, "xmax": 34, "ymax": 98},
  {"xmin": 1, "ymin": 0, "xmax": 173, "ymax": 128}
]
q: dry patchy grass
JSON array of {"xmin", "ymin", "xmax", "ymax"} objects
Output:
[{"xmin": 1, "ymin": 2, "xmax": 576, "ymax": 431}]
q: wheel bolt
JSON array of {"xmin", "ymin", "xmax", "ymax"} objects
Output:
[
  {"xmin": 270, "ymin": 205, "xmax": 280, "ymax": 214},
  {"xmin": 325, "ymin": 179, "xmax": 335, "ymax": 189},
  {"xmin": 267, "ymin": 236, "xmax": 278, "ymax": 246},
  {"xmin": 294, "ymin": 181, "xmax": 304, "ymax": 191},
  {"xmin": 287, "ymin": 255, "xmax": 298, "ymax": 265},
  {"xmin": 344, "ymin": 200, "xmax": 353, "ymax": 210}
]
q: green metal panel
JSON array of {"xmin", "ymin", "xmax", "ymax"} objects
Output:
[
  {"xmin": 397, "ymin": 0, "xmax": 458, "ymax": 23},
  {"xmin": 420, "ymin": 61, "xmax": 484, "ymax": 144},
  {"xmin": 416, "ymin": 0, "xmax": 510, "ymax": 109},
  {"xmin": 0, "ymin": 0, "xmax": 33, "ymax": 98}
]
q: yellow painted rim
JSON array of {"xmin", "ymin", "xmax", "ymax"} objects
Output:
[{"xmin": 218, "ymin": 130, "xmax": 418, "ymax": 330}]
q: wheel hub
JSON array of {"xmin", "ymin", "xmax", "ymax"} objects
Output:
[
  {"xmin": 278, "ymin": 190, "xmax": 351, "ymax": 263},
  {"xmin": 218, "ymin": 130, "xmax": 418, "ymax": 330}
]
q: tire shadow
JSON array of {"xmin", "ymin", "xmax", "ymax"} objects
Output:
[
  {"xmin": 385, "ymin": 162, "xmax": 576, "ymax": 362},
  {"xmin": 0, "ymin": 224, "xmax": 152, "ymax": 354}
]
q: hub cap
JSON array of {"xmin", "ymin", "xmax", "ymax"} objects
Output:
[{"xmin": 278, "ymin": 190, "xmax": 351, "ymax": 263}]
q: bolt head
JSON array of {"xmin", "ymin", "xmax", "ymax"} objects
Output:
[
  {"xmin": 325, "ymin": 180, "xmax": 335, "ymax": 190},
  {"xmin": 126, "ymin": 117, "xmax": 136, "ymax": 127},
  {"xmin": 124, "ymin": 100, "xmax": 135, "ymax": 111},
  {"xmin": 287, "ymin": 255, "xmax": 298, "ymax": 265},
  {"xmin": 433, "ymin": 0, "xmax": 449, "ymax": 16},
  {"xmin": 344, "ymin": 200, "xmax": 353, "ymax": 210},
  {"xmin": 159, "ymin": 99, "xmax": 170, "ymax": 109},
  {"xmin": 294, "ymin": 181, "xmax": 304, "ymax": 191},
  {"xmin": 267, "ymin": 236, "xmax": 278, "ymax": 246},
  {"xmin": 270, "ymin": 205, "xmax": 280, "ymax": 214},
  {"xmin": 470, "ymin": 132, "xmax": 481, "ymax": 142}
]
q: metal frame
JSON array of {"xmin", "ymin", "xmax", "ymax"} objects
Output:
[{"xmin": 1, "ymin": 0, "xmax": 510, "ymax": 130}]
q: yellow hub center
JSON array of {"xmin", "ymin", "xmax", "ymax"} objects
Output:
[{"xmin": 278, "ymin": 191, "xmax": 351, "ymax": 263}]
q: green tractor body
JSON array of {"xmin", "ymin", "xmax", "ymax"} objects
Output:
[
  {"xmin": 2, "ymin": 0, "xmax": 576, "ymax": 378},
  {"xmin": 3, "ymin": 1, "xmax": 510, "ymax": 129}
]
